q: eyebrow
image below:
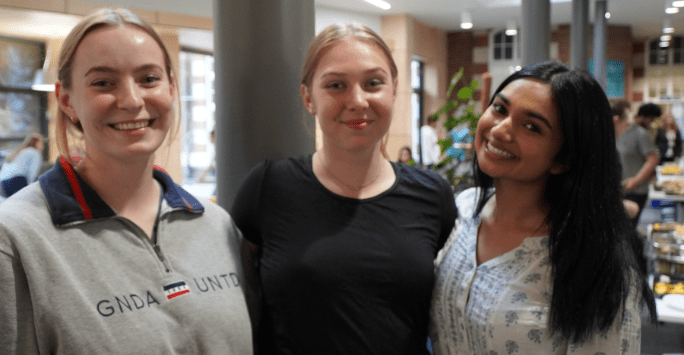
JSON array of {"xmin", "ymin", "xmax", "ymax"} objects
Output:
[
  {"xmin": 495, "ymin": 92, "xmax": 553, "ymax": 129},
  {"xmin": 84, "ymin": 64, "xmax": 164, "ymax": 77},
  {"xmin": 319, "ymin": 67, "xmax": 389, "ymax": 79}
]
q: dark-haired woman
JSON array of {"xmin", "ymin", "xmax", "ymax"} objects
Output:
[{"xmin": 430, "ymin": 61, "xmax": 655, "ymax": 354}]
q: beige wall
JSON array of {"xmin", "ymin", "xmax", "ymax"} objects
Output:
[
  {"xmin": 0, "ymin": 0, "xmax": 211, "ymax": 181},
  {"xmin": 0, "ymin": 0, "xmax": 212, "ymax": 29},
  {"xmin": 381, "ymin": 14, "xmax": 447, "ymax": 162}
]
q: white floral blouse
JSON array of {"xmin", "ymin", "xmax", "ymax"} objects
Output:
[{"xmin": 430, "ymin": 188, "xmax": 642, "ymax": 355}]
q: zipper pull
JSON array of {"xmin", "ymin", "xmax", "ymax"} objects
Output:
[{"xmin": 153, "ymin": 244, "xmax": 170, "ymax": 272}]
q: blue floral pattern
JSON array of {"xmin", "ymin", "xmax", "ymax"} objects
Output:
[
  {"xmin": 430, "ymin": 188, "xmax": 643, "ymax": 355},
  {"xmin": 528, "ymin": 329, "xmax": 542, "ymax": 344}
]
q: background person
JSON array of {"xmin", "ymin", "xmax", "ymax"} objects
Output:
[
  {"xmin": 634, "ymin": 102, "xmax": 662, "ymax": 132},
  {"xmin": 420, "ymin": 115, "xmax": 441, "ymax": 169},
  {"xmin": 0, "ymin": 133, "xmax": 44, "ymax": 199},
  {"xmin": 655, "ymin": 113, "xmax": 682, "ymax": 165},
  {"xmin": 0, "ymin": 8, "xmax": 252, "ymax": 354},
  {"xmin": 430, "ymin": 61, "xmax": 655, "ymax": 354},
  {"xmin": 610, "ymin": 99, "xmax": 642, "ymax": 220},
  {"xmin": 617, "ymin": 102, "xmax": 660, "ymax": 226},
  {"xmin": 231, "ymin": 24, "xmax": 457, "ymax": 355},
  {"xmin": 397, "ymin": 145, "xmax": 413, "ymax": 164}
]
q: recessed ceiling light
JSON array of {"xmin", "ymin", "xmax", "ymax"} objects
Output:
[
  {"xmin": 666, "ymin": 7, "xmax": 680, "ymax": 14},
  {"xmin": 461, "ymin": 11, "xmax": 473, "ymax": 29},
  {"xmin": 363, "ymin": 0, "xmax": 391, "ymax": 10},
  {"xmin": 506, "ymin": 19, "xmax": 517, "ymax": 36}
]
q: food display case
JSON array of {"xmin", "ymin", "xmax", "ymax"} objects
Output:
[
  {"xmin": 648, "ymin": 165, "xmax": 684, "ymax": 323},
  {"xmin": 647, "ymin": 223, "xmax": 684, "ymax": 323},
  {"xmin": 649, "ymin": 223, "xmax": 684, "ymax": 289},
  {"xmin": 650, "ymin": 164, "xmax": 684, "ymax": 222}
]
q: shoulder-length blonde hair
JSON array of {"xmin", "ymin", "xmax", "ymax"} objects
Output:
[{"xmin": 55, "ymin": 8, "xmax": 179, "ymax": 165}]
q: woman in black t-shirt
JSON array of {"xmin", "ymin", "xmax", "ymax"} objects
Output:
[{"xmin": 231, "ymin": 24, "xmax": 457, "ymax": 355}]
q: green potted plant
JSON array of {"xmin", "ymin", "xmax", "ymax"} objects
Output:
[{"xmin": 430, "ymin": 67, "xmax": 481, "ymax": 191}]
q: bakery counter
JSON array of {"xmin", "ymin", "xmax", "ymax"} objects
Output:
[
  {"xmin": 656, "ymin": 295, "xmax": 684, "ymax": 324},
  {"xmin": 649, "ymin": 223, "xmax": 684, "ymax": 324}
]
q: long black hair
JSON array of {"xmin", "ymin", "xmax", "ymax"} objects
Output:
[{"xmin": 473, "ymin": 61, "xmax": 655, "ymax": 342}]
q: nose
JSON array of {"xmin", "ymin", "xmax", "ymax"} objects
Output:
[
  {"xmin": 489, "ymin": 117, "xmax": 512, "ymax": 142},
  {"xmin": 346, "ymin": 83, "xmax": 369, "ymax": 111},
  {"xmin": 117, "ymin": 79, "xmax": 144, "ymax": 111}
]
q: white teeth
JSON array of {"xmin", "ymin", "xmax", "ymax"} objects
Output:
[
  {"xmin": 113, "ymin": 120, "xmax": 151, "ymax": 130},
  {"xmin": 487, "ymin": 142, "xmax": 514, "ymax": 158}
]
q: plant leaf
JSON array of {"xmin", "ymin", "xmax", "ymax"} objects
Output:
[
  {"xmin": 445, "ymin": 68, "xmax": 464, "ymax": 98},
  {"xmin": 457, "ymin": 87, "xmax": 472, "ymax": 100}
]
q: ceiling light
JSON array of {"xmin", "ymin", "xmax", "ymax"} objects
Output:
[
  {"xmin": 662, "ymin": 35, "xmax": 673, "ymax": 41},
  {"xmin": 31, "ymin": 69, "xmax": 55, "ymax": 92},
  {"xmin": 461, "ymin": 11, "xmax": 473, "ymax": 29},
  {"xmin": 363, "ymin": 0, "xmax": 391, "ymax": 10},
  {"xmin": 31, "ymin": 43, "xmax": 55, "ymax": 92},
  {"xmin": 605, "ymin": 12, "xmax": 611, "ymax": 19},
  {"xmin": 666, "ymin": 7, "xmax": 680, "ymax": 13},
  {"xmin": 505, "ymin": 19, "xmax": 517, "ymax": 36},
  {"xmin": 674, "ymin": 1, "xmax": 684, "ymax": 7},
  {"xmin": 664, "ymin": 18, "xmax": 675, "ymax": 33},
  {"xmin": 661, "ymin": 41, "xmax": 671, "ymax": 47}
]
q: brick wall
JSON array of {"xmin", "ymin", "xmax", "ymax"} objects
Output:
[{"xmin": 448, "ymin": 24, "xmax": 638, "ymax": 104}]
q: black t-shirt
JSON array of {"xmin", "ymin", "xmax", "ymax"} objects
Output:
[{"xmin": 231, "ymin": 155, "xmax": 457, "ymax": 355}]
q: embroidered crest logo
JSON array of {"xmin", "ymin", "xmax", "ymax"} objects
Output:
[{"xmin": 163, "ymin": 281, "xmax": 191, "ymax": 300}]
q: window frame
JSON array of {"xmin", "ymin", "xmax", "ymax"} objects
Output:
[
  {"xmin": 178, "ymin": 46, "xmax": 215, "ymax": 185},
  {"xmin": 0, "ymin": 36, "xmax": 48, "ymax": 162},
  {"xmin": 490, "ymin": 29, "xmax": 519, "ymax": 62}
]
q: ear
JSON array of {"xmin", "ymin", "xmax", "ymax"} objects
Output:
[
  {"xmin": 392, "ymin": 78, "xmax": 398, "ymax": 98},
  {"xmin": 55, "ymin": 81, "xmax": 77, "ymax": 119},
  {"xmin": 168, "ymin": 72, "xmax": 177, "ymax": 98},
  {"xmin": 301, "ymin": 84, "xmax": 315, "ymax": 115}
]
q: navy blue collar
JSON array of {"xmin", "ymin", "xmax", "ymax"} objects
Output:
[{"xmin": 39, "ymin": 157, "xmax": 204, "ymax": 226}]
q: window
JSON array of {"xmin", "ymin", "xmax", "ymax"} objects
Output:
[
  {"xmin": 411, "ymin": 59, "xmax": 424, "ymax": 163},
  {"xmin": 179, "ymin": 48, "xmax": 215, "ymax": 186},
  {"xmin": 650, "ymin": 38, "xmax": 670, "ymax": 65},
  {"xmin": 0, "ymin": 36, "xmax": 48, "ymax": 164},
  {"xmin": 673, "ymin": 36, "xmax": 684, "ymax": 64},
  {"xmin": 649, "ymin": 36, "xmax": 684, "ymax": 65},
  {"xmin": 492, "ymin": 30, "xmax": 517, "ymax": 61}
]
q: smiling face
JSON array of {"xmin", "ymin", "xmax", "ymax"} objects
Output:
[
  {"xmin": 475, "ymin": 78, "xmax": 565, "ymax": 185},
  {"xmin": 56, "ymin": 24, "xmax": 175, "ymax": 164},
  {"xmin": 301, "ymin": 38, "xmax": 397, "ymax": 153}
]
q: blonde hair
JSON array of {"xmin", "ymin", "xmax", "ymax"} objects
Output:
[
  {"xmin": 6, "ymin": 133, "xmax": 43, "ymax": 163},
  {"xmin": 301, "ymin": 23, "xmax": 397, "ymax": 157},
  {"xmin": 660, "ymin": 113, "xmax": 679, "ymax": 131},
  {"xmin": 55, "ymin": 8, "xmax": 179, "ymax": 164}
]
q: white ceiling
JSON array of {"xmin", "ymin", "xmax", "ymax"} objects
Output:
[
  {"xmin": 316, "ymin": 0, "xmax": 683, "ymax": 39},
  {"xmin": 0, "ymin": 0, "xmax": 679, "ymax": 45},
  {"xmin": 86, "ymin": 0, "xmax": 684, "ymax": 39}
]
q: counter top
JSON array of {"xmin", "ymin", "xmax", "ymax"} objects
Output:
[{"xmin": 656, "ymin": 295, "xmax": 684, "ymax": 324}]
